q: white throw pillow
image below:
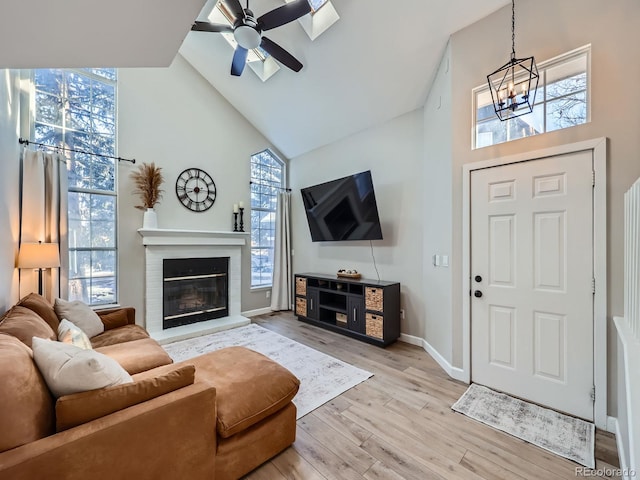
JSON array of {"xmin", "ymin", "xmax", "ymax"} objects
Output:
[
  {"xmin": 31, "ymin": 337, "xmax": 133, "ymax": 398},
  {"xmin": 57, "ymin": 319, "xmax": 92, "ymax": 350},
  {"xmin": 54, "ymin": 298, "xmax": 104, "ymax": 338}
]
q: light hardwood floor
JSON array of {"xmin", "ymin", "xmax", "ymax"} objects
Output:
[{"xmin": 246, "ymin": 312, "xmax": 620, "ymax": 480}]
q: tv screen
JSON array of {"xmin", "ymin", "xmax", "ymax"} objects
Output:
[{"xmin": 301, "ymin": 171, "xmax": 383, "ymax": 242}]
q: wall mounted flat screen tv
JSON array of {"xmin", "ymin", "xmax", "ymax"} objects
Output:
[{"xmin": 301, "ymin": 170, "xmax": 383, "ymax": 242}]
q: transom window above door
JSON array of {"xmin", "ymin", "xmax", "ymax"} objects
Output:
[{"xmin": 473, "ymin": 45, "xmax": 590, "ymax": 149}]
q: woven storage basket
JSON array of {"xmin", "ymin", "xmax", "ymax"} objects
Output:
[
  {"xmin": 336, "ymin": 312, "xmax": 347, "ymax": 326},
  {"xmin": 366, "ymin": 313, "xmax": 383, "ymax": 339},
  {"xmin": 295, "ymin": 277, "xmax": 307, "ymax": 296},
  {"xmin": 295, "ymin": 297, "xmax": 307, "ymax": 316},
  {"xmin": 365, "ymin": 287, "xmax": 383, "ymax": 312}
]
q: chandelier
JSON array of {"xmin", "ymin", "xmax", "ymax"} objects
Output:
[{"xmin": 486, "ymin": 0, "xmax": 539, "ymax": 121}]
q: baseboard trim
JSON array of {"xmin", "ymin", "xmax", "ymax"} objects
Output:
[
  {"xmin": 399, "ymin": 333, "xmax": 422, "ymax": 347},
  {"xmin": 241, "ymin": 307, "xmax": 273, "ymax": 317},
  {"xmin": 399, "ymin": 333, "xmax": 467, "ymax": 383}
]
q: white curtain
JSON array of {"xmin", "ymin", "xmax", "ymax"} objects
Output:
[
  {"xmin": 20, "ymin": 149, "xmax": 68, "ymax": 301},
  {"xmin": 270, "ymin": 191, "xmax": 292, "ymax": 311}
]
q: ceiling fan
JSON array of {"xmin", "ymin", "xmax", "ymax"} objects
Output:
[{"xmin": 192, "ymin": 0, "xmax": 311, "ymax": 76}]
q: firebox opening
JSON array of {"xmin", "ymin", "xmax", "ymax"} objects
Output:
[{"xmin": 163, "ymin": 257, "xmax": 229, "ymax": 329}]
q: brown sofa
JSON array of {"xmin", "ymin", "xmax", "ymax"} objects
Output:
[{"xmin": 0, "ymin": 293, "xmax": 299, "ymax": 479}]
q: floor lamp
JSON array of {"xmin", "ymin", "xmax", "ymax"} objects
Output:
[{"xmin": 17, "ymin": 242, "xmax": 61, "ymax": 296}]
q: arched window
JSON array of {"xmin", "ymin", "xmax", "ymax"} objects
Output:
[{"xmin": 250, "ymin": 149, "xmax": 285, "ymax": 288}]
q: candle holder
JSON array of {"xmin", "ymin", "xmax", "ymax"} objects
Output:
[
  {"xmin": 233, "ymin": 212, "xmax": 239, "ymax": 232},
  {"xmin": 239, "ymin": 208, "xmax": 245, "ymax": 232}
]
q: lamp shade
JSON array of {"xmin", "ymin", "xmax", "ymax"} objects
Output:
[{"xmin": 17, "ymin": 243, "xmax": 60, "ymax": 269}]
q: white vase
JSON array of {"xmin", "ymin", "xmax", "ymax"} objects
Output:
[{"xmin": 142, "ymin": 208, "xmax": 158, "ymax": 229}]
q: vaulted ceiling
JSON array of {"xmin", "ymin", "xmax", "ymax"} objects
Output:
[
  {"xmin": 181, "ymin": 0, "xmax": 510, "ymax": 158},
  {"xmin": 0, "ymin": 0, "xmax": 509, "ymax": 158}
]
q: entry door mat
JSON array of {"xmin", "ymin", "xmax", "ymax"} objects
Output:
[
  {"xmin": 452, "ymin": 383, "xmax": 595, "ymax": 468},
  {"xmin": 163, "ymin": 323, "xmax": 373, "ymax": 419}
]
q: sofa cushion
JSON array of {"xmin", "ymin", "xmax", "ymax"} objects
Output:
[
  {"xmin": 58, "ymin": 319, "xmax": 92, "ymax": 350},
  {"xmin": 90, "ymin": 324, "xmax": 149, "ymax": 348},
  {"xmin": 54, "ymin": 298, "xmax": 104, "ymax": 338},
  {"xmin": 0, "ymin": 334, "xmax": 54, "ymax": 453},
  {"xmin": 32, "ymin": 337, "xmax": 133, "ymax": 398},
  {"xmin": 97, "ymin": 309, "xmax": 130, "ymax": 330},
  {"xmin": 96, "ymin": 306, "xmax": 135, "ymax": 328},
  {"xmin": 17, "ymin": 292, "xmax": 60, "ymax": 331},
  {"xmin": 0, "ymin": 305, "xmax": 56, "ymax": 347},
  {"xmin": 56, "ymin": 364, "xmax": 196, "ymax": 432},
  {"xmin": 96, "ymin": 337, "xmax": 173, "ymax": 375},
  {"xmin": 185, "ymin": 346, "xmax": 300, "ymax": 438}
]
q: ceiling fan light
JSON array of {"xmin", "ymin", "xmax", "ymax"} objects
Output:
[{"xmin": 235, "ymin": 25, "xmax": 261, "ymax": 49}]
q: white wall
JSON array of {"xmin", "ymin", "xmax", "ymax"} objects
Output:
[
  {"xmin": 0, "ymin": 70, "xmax": 21, "ymax": 310},
  {"xmin": 290, "ymin": 109, "xmax": 425, "ymax": 337},
  {"xmin": 422, "ymin": 42, "xmax": 453, "ymax": 362},
  {"xmin": 447, "ymin": 0, "xmax": 640, "ymax": 416},
  {"xmin": 117, "ymin": 54, "xmax": 277, "ymax": 320}
]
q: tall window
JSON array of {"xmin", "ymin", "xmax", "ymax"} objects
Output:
[
  {"xmin": 250, "ymin": 149, "xmax": 285, "ymax": 288},
  {"xmin": 32, "ymin": 68, "xmax": 118, "ymax": 306},
  {"xmin": 474, "ymin": 46, "xmax": 590, "ymax": 148}
]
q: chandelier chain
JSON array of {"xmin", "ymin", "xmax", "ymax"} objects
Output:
[{"xmin": 511, "ymin": 0, "xmax": 516, "ymax": 59}]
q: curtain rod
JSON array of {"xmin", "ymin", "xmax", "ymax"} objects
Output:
[
  {"xmin": 19, "ymin": 138, "xmax": 135, "ymax": 164},
  {"xmin": 250, "ymin": 181, "xmax": 291, "ymax": 192}
]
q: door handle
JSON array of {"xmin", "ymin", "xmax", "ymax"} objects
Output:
[
  {"xmin": 353, "ymin": 308, "xmax": 357, "ymax": 321},
  {"xmin": 474, "ymin": 290, "xmax": 483, "ymax": 298}
]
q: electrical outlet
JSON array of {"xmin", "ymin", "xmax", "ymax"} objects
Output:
[
  {"xmin": 400, "ymin": 309, "xmax": 405, "ymax": 320},
  {"xmin": 266, "ymin": 291, "xmax": 271, "ymax": 299}
]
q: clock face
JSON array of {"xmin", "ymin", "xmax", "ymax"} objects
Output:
[{"xmin": 175, "ymin": 168, "xmax": 217, "ymax": 212}]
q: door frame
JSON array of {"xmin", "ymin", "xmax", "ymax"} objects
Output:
[{"xmin": 461, "ymin": 137, "xmax": 607, "ymax": 429}]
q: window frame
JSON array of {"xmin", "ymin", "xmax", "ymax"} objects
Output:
[
  {"xmin": 472, "ymin": 45, "xmax": 591, "ymax": 149},
  {"xmin": 250, "ymin": 149, "xmax": 286, "ymax": 290},
  {"xmin": 30, "ymin": 68, "xmax": 119, "ymax": 306}
]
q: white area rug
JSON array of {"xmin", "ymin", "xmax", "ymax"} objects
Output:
[
  {"xmin": 163, "ymin": 323, "xmax": 373, "ymax": 418},
  {"xmin": 452, "ymin": 383, "xmax": 595, "ymax": 468}
]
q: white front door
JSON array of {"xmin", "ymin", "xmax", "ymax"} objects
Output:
[{"xmin": 470, "ymin": 151, "xmax": 594, "ymax": 420}]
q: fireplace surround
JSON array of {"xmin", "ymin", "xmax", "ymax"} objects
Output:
[{"xmin": 139, "ymin": 229, "xmax": 250, "ymax": 343}]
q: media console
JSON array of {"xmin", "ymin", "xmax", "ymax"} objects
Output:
[{"xmin": 294, "ymin": 273, "xmax": 400, "ymax": 347}]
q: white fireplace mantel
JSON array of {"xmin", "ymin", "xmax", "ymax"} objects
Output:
[
  {"xmin": 138, "ymin": 228, "xmax": 249, "ymax": 246},
  {"xmin": 138, "ymin": 228, "xmax": 250, "ymax": 344}
]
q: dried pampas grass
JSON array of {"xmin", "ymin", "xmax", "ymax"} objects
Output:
[{"xmin": 130, "ymin": 162, "xmax": 164, "ymax": 210}]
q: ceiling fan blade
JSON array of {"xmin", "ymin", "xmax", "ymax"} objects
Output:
[
  {"xmin": 260, "ymin": 37, "xmax": 303, "ymax": 72},
  {"xmin": 221, "ymin": 0, "xmax": 245, "ymax": 20},
  {"xmin": 191, "ymin": 21, "xmax": 233, "ymax": 33},
  {"xmin": 257, "ymin": 0, "xmax": 311, "ymax": 31},
  {"xmin": 231, "ymin": 46, "xmax": 249, "ymax": 76}
]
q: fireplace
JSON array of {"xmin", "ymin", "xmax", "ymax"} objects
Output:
[
  {"xmin": 163, "ymin": 257, "xmax": 229, "ymax": 329},
  {"xmin": 139, "ymin": 228, "xmax": 250, "ymax": 344}
]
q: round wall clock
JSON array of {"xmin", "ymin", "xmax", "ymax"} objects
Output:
[{"xmin": 175, "ymin": 168, "xmax": 217, "ymax": 212}]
